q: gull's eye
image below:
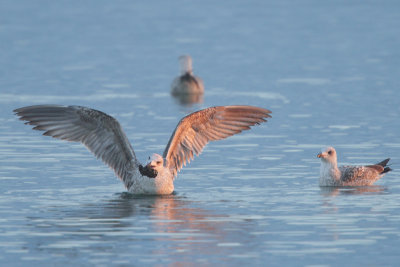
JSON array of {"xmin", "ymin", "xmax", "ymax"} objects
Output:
[
  {"xmin": 328, "ymin": 150, "xmax": 332, "ymax": 155},
  {"xmin": 156, "ymin": 161, "xmax": 161, "ymax": 165}
]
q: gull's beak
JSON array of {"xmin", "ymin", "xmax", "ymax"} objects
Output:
[{"xmin": 317, "ymin": 153, "xmax": 323, "ymax": 158}]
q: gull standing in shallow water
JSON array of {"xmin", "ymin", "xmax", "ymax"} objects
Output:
[
  {"xmin": 317, "ymin": 146, "xmax": 392, "ymax": 186},
  {"xmin": 15, "ymin": 105, "xmax": 271, "ymax": 195},
  {"xmin": 171, "ymin": 55, "xmax": 204, "ymax": 95}
]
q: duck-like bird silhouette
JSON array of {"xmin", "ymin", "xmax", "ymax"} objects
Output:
[
  {"xmin": 171, "ymin": 55, "xmax": 204, "ymax": 95},
  {"xmin": 317, "ymin": 146, "xmax": 392, "ymax": 186},
  {"xmin": 15, "ymin": 105, "xmax": 271, "ymax": 194}
]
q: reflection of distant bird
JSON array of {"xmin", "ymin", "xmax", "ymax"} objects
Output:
[
  {"xmin": 171, "ymin": 55, "xmax": 204, "ymax": 95},
  {"xmin": 172, "ymin": 91, "xmax": 204, "ymax": 106},
  {"xmin": 317, "ymin": 146, "xmax": 392, "ymax": 186},
  {"xmin": 15, "ymin": 105, "xmax": 271, "ymax": 195}
]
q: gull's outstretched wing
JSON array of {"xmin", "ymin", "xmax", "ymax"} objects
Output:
[
  {"xmin": 14, "ymin": 105, "xmax": 138, "ymax": 188},
  {"xmin": 163, "ymin": 105, "xmax": 271, "ymax": 177}
]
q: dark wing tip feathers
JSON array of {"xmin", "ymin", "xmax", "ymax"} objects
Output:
[
  {"xmin": 383, "ymin": 167, "xmax": 392, "ymax": 174},
  {"xmin": 381, "ymin": 158, "xmax": 392, "ymax": 174},
  {"xmin": 373, "ymin": 158, "xmax": 392, "ymax": 174},
  {"xmin": 377, "ymin": 158, "xmax": 390, "ymax": 167}
]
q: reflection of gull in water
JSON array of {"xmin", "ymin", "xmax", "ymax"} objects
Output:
[
  {"xmin": 320, "ymin": 185, "xmax": 387, "ymax": 197},
  {"xmin": 15, "ymin": 105, "xmax": 271, "ymax": 195},
  {"xmin": 317, "ymin": 146, "xmax": 392, "ymax": 186},
  {"xmin": 171, "ymin": 55, "xmax": 204, "ymax": 96},
  {"xmin": 172, "ymin": 91, "xmax": 204, "ymax": 106},
  {"xmin": 25, "ymin": 195, "xmax": 224, "ymax": 250}
]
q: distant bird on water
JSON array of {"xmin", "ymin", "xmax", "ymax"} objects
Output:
[
  {"xmin": 15, "ymin": 105, "xmax": 271, "ymax": 195},
  {"xmin": 171, "ymin": 55, "xmax": 204, "ymax": 95},
  {"xmin": 317, "ymin": 146, "xmax": 392, "ymax": 186}
]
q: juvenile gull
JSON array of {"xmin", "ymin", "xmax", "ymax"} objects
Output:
[
  {"xmin": 317, "ymin": 146, "xmax": 392, "ymax": 186},
  {"xmin": 14, "ymin": 105, "xmax": 271, "ymax": 195},
  {"xmin": 171, "ymin": 55, "xmax": 204, "ymax": 95}
]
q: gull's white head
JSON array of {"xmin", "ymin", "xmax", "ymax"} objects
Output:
[
  {"xmin": 178, "ymin": 55, "xmax": 193, "ymax": 75},
  {"xmin": 146, "ymin": 153, "xmax": 164, "ymax": 172},
  {"xmin": 317, "ymin": 146, "xmax": 337, "ymax": 165}
]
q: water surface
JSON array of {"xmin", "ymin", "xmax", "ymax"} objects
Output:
[{"xmin": 1, "ymin": 0, "xmax": 400, "ymax": 266}]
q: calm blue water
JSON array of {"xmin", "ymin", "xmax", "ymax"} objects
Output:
[{"xmin": 1, "ymin": 0, "xmax": 400, "ymax": 266}]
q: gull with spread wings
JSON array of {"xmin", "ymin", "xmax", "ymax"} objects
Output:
[{"xmin": 14, "ymin": 105, "xmax": 271, "ymax": 195}]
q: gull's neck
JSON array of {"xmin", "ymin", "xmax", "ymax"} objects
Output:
[
  {"xmin": 319, "ymin": 160, "xmax": 341, "ymax": 185},
  {"xmin": 179, "ymin": 57, "xmax": 193, "ymax": 75},
  {"xmin": 180, "ymin": 68, "xmax": 193, "ymax": 76},
  {"xmin": 129, "ymin": 167, "xmax": 174, "ymax": 195},
  {"xmin": 154, "ymin": 167, "xmax": 174, "ymax": 194}
]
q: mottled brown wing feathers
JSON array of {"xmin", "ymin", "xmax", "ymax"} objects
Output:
[
  {"xmin": 340, "ymin": 165, "xmax": 382, "ymax": 184},
  {"xmin": 163, "ymin": 105, "xmax": 271, "ymax": 177},
  {"xmin": 14, "ymin": 105, "xmax": 137, "ymax": 188}
]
